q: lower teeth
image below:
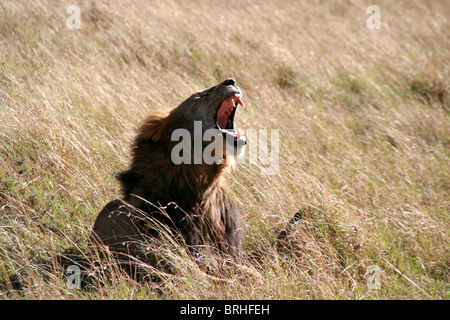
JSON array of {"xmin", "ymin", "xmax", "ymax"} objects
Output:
[{"xmin": 223, "ymin": 129, "xmax": 236, "ymax": 136}]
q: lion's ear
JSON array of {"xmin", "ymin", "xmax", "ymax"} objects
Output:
[{"xmin": 136, "ymin": 109, "xmax": 170, "ymax": 143}]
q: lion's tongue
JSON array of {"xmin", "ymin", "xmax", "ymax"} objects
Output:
[
  {"xmin": 217, "ymin": 95, "xmax": 244, "ymax": 129},
  {"xmin": 217, "ymin": 97, "xmax": 234, "ymax": 129}
]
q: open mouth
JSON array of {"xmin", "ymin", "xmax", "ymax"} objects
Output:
[{"xmin": 215, "ymin": 94, "xmax": 246, "ymax": 144}]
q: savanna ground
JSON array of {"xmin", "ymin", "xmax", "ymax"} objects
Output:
[{"xmin": 0, "ymin": 0, "xmax": 448, "ymax": 299}]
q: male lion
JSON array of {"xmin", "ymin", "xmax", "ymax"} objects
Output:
[{"xmin": 92, "ymin": 79, "xmax": 247, "ymax": 271}]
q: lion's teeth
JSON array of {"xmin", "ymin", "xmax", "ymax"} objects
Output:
[
  {"xmin": 220, "ymin": 128, "xmax": 237, "ymax": 137},
  {"xmin": 231, "ymin": 95, "xmax": 244, "ymax": 108},
  {"xmin": 225, "ymin": 129, "xmax": 237, "ymax": 136}
]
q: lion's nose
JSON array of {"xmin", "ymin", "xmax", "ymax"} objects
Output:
[{"xmin": 222, "ymin": 79, "xmax": 236, "ymax": 86}]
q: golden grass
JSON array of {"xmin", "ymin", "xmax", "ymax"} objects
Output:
[{"xmin": 0, "ymin": 0, "xmax": 448, "ymax": 299}]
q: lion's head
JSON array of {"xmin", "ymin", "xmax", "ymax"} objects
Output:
[
  {"xmin": 135, "ymin": 79, "xmax": 246, "ymax": 166},
  {"xmin": 175, "ymin": 78, "xmax": 246, "ymax": 147}
]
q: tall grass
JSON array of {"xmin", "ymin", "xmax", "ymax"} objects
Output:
[{"xmin": 0, "ymin": 0, "xmax": 448, "ymax": 299}]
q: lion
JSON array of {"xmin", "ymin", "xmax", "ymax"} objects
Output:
[{"xmin": 91, "ymin": 79, "xmax": 248, "ymax": 272}]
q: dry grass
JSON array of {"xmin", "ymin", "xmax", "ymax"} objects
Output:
[{"xmin": 0, "ymin": 0, "xmax": 448, "ymax": 299}]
